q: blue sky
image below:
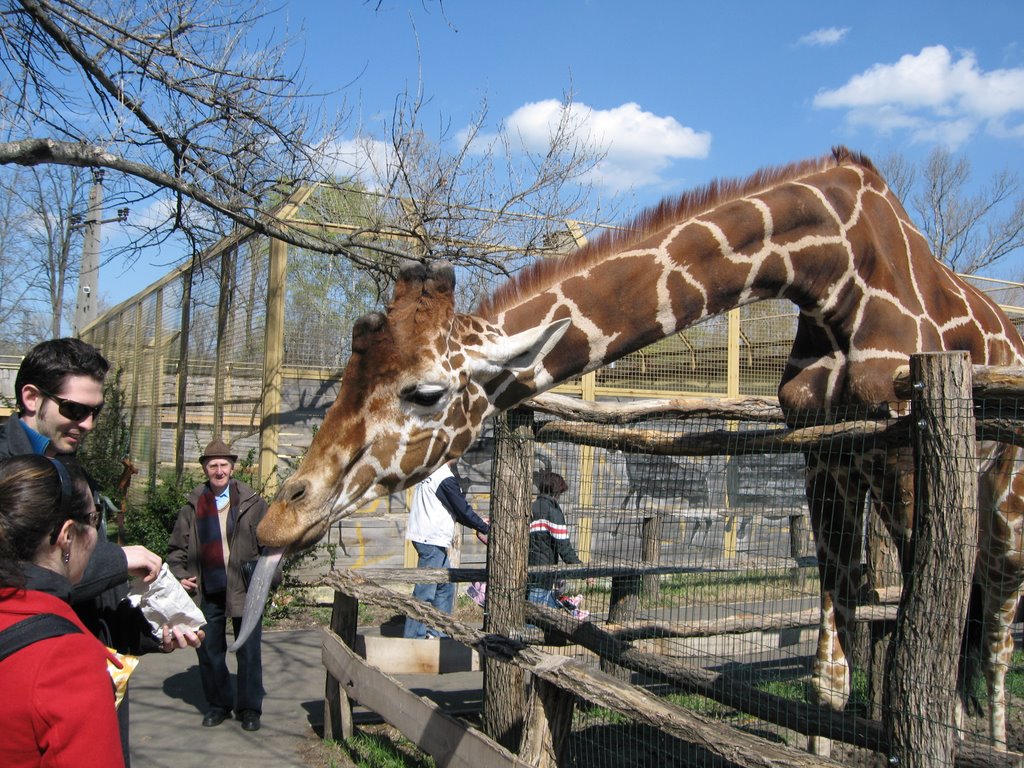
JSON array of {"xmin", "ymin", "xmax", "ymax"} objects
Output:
[{"xmin": 103, "ymin": 0, "xmax": 1024, "ymax": 305}]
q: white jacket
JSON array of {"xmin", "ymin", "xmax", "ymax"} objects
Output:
[{"xmin": 406, "ymin": 463, "xmax": 488, "ymax": 547}]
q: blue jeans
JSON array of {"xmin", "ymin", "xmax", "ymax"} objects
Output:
[
  {"xmin": 403, "ymin": 541, "xmax": 454, "ymax": 639},
  {"xmin": 527, "ymin": 585, "xmax": 561, "ymax": 610},
  {"xmin": 197, "ymin": 592, "xmax": 264, "ymax": 714}
]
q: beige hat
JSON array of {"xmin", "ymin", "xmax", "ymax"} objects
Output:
[{"xmin": 199, "ymin": 437, "xmax": 237, "ymax": 464}]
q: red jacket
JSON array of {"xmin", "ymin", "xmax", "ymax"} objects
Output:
[{"xmin": 0, "ymin": 587, "xmax": 125, "ymax": 768}]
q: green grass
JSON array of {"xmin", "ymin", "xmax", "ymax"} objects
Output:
[
  {"xmin": 1006, "ymin": 650, "xmax": 1024, "ymax": 698},
  {"xmin": 344, "ymin": 731, "xmax": 435, "ymax": 768},
  {"xmin": 643, "ymin": 569, "xmax": 819, "ymax": 607},
  {"xmin": 308, "ymin": 730, "xmax": 435, "ymax": 768}
]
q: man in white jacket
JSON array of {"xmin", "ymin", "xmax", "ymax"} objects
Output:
[{"xmin": 404, "ymin": 460, "xmax": 490, "ymax": 639}]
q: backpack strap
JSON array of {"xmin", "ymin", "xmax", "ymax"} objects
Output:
[{"xmin": 0, "ymin": 613, "xmax": 82, "ymax": 662}]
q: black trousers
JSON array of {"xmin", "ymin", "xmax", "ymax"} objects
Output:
[{"xmin": 197, "ymin": 591, "xmax": 264, "ymax": 714}]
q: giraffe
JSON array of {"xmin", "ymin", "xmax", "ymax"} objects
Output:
[{"xmin": 248, "ymin": 147, "xmax": 1024, "ymax": 747}]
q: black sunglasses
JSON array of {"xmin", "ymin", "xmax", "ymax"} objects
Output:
[{"xmin": 38, "ymin": 388, "xmax": 104, "ymax": 422}]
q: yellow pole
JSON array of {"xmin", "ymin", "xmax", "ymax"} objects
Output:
[
  {"xmin": 722, "ymin": 308, "xmax": 741, "ymax": 559},
  {"xmin": 259, "ymin": 236, "xmax": 287, "ymax": 493}
]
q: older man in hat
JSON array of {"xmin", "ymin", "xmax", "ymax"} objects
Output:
[{"xmin": 167, "ymin": 438, "xmax": 269, "ymax": 732}]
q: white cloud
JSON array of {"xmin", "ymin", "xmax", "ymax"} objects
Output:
[
  {"xmin": 499, "ymin": 99, "xmax": 711, "ymax": 193},
  {"xmin": 798, "ymin": 27, "xmax": 849, "ymax": 47},
  {"xmin": 324, "ymin": 137, "xmax": 396, "ymax": 189},
  {"xmin": 814, "ymin": 45, "xmax": 1024, "ymax": 147}
]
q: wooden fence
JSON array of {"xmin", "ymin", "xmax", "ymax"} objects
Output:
[{"xmin": 318, "ymin": 353, "xmax": 1024, "ymax": 768}]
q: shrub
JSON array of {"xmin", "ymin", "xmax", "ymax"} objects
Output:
[
  {"xmin": 79, "ymin": 367, "xmax": 131, "ymax": 506},
  {"xmin": 122, "ymin": 469, "xmax": 199, "ymax": 558}
]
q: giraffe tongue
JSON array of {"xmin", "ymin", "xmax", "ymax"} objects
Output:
[{"xmin": 228, "ymin": 547, "xmax": 285, "ymax": 652}]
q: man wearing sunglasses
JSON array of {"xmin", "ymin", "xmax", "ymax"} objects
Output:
[{"xmin": 0, "ymin": 337, "xmax": 202, "ymax": 766}]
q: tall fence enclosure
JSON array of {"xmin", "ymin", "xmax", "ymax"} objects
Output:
[{"xmin": 9, "ymin": 189, "xmax": 1022, "ymax": 768}]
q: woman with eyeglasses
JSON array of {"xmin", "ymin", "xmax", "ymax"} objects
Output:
[{"xmin": 0, "ymin": 454, "xmax": 125, "ymax": 767}]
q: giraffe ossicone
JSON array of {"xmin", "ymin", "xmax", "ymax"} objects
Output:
[{"xmin": 244, "ymin": 148, "xmax": 1023, "ymax": 750}]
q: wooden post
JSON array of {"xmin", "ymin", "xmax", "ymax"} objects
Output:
[
  {"xmin": 147, "ymin": 288, "xmax": 164, "ymax": 488},
  {"xmin": 173, "ymin": 269, "xmax": 193, "ymax": 480},
  {"xmin": 602, "ymin": 572, "xmax": 639, "ymax": 680},
  {"xmin": 211, "ymin": 246, "xmax": 234, "ymax": 437},
  {"xmin": 323, "ymin": 590, "xmax": 358, "ymax": 741},
  {"xmin": 518, "ymin": 676, "xmax": 574, "ymax": 767},
  {"xmin": 127, "ymin": 301, "xmax": 144, "ymax": 442},
  {"xmin": 788, "ymin": 512, "xmax": 811, "ymax": 587},
  {"xmin": 641, "ymin": 511, "xmax": 662, "ymax": 600},
  {"xmin": 483, "ymin": 409, "xmax": 533, "ymax": 751},
  {"xmin": 259, "ymin": 235, "xmax": 287, "ymax": 493},
  {"xmin": 884, "ymin": 352, "xmax": 977, "ymax": 767}
]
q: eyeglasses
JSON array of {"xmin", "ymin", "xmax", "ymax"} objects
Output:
[
  {"xmin": 48, "ymin": 459, "xmax": 101, "ymax": 543},
  {"xmin": 38, "ymin": 389, "xmax": 104, "ymax": 422},
  {"xmin": 84, "ymin": 506, "xmax": 102, "ymax": 528}
]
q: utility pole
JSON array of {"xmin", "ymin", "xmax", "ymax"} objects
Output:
[
  {"xmin": 73, "ymin": 170, "xmax": 103, "ymax": 337},
  {"xmin": 72, "ymin": 170, "xmax": 128, "ymax": 337}
]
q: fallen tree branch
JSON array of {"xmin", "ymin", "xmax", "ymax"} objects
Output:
[
  {"xmin": 536, "ymin": 418, "xmax": 909, "ymax": 456},
  {"xmin": 893, "ymin": 364, "xmax": 1024, "ymax": 401},
  {"xmin": 528, "ymin": 391, "xmax": 786, "ymax": 424}
]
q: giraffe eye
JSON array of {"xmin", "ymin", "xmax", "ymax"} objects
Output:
[{"xmin": 402, "ymin": 384, "xmax": 447, "ymax": 408}]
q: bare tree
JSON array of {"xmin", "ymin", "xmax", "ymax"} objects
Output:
[
  {"xmin": 881, "ymin": 148, "xmax": 1024, "ymax": 275},
  {"xmin": 0, "ymin": 163, "xmax": 90, "ymax": 342},
  {"xmin": 0, "ymin": 168, "xmax": 36, "ymax": 336},
  {"xmin": 0, "ymin": 0, "xmax": 605, "ymax": 288},
  {"xmin": 15, "ymin": 165, "xmax": 90, "ymax": 337}
]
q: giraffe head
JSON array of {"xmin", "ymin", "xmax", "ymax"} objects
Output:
[{"xmin": 257, "ymin": 260, "xmax": 570, "ymax": 553}]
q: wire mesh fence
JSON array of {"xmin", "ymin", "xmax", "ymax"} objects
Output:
[{"xmin": 437, "ymin": 367, "xmax": 1020, "ymax": 767}]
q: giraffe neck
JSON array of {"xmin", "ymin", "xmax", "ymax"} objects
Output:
[
  {"xmin": 481, "ymin": 157, "xmax": 1023, "ymax": 413},
  {"xmin": 483, "ymin": 161, "xmax": 861, "ymax": 400}
]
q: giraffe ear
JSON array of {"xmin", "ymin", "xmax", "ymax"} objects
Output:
[{"xmin": 475, "ymin": 317, "xmax": 571, "ymax": 374}]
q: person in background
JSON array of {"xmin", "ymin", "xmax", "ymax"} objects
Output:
[
  {"xmin": 167, "ymin": 438, "xmax": 269, "ymax": 732},
  {"xmin": 0, "ymin": 454, "xmax": 125, "ymax": 768},
  {"xmin": 0, "ymin": 338, "xmax": 200, "ymax": 765},
  {"xmin": 404, "ymin": 459, "xmax": 490, "ymax": 639},
  {"xmin": 527, "ymin": 471, "xmax": 583, "ymax": 609}
]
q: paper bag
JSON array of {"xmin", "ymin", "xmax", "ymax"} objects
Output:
[{"xmin": 127, "ymin": 563, "xmax": 206, "ymax": 635}]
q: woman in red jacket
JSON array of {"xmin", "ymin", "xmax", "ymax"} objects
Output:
[{"xmin": 0, "ymin": 454, "xmax": 124, "ymax": 768}]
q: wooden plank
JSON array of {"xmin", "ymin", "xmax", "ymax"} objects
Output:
[
  {"xmin": 354, "ymin": 635, "xmax": 480, "ymax": 675},
  {"xmin": 321, "ymin": 628, "xmax": 530, "ymax": 768}
]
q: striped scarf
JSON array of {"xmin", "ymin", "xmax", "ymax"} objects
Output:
[{"xmin": 195, "ymin": 481, "xmax": 238, "ymax": 594}]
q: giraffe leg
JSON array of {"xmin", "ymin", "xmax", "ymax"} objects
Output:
[
  {"xmin": 973, "ymin": 449, "xmax": 1024, "ymax": 749},
  {"xmin": 986, "ymin": 609, "xmax": 1014, "ymax": 750},
  {"xmin": 804, "ymin": 458, "xmax": 866, "ymax": 755}
]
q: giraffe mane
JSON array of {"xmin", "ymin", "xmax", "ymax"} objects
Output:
[{"xmin": 478, "ymin": 146, "xmax": 878, "ymax": 318}]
